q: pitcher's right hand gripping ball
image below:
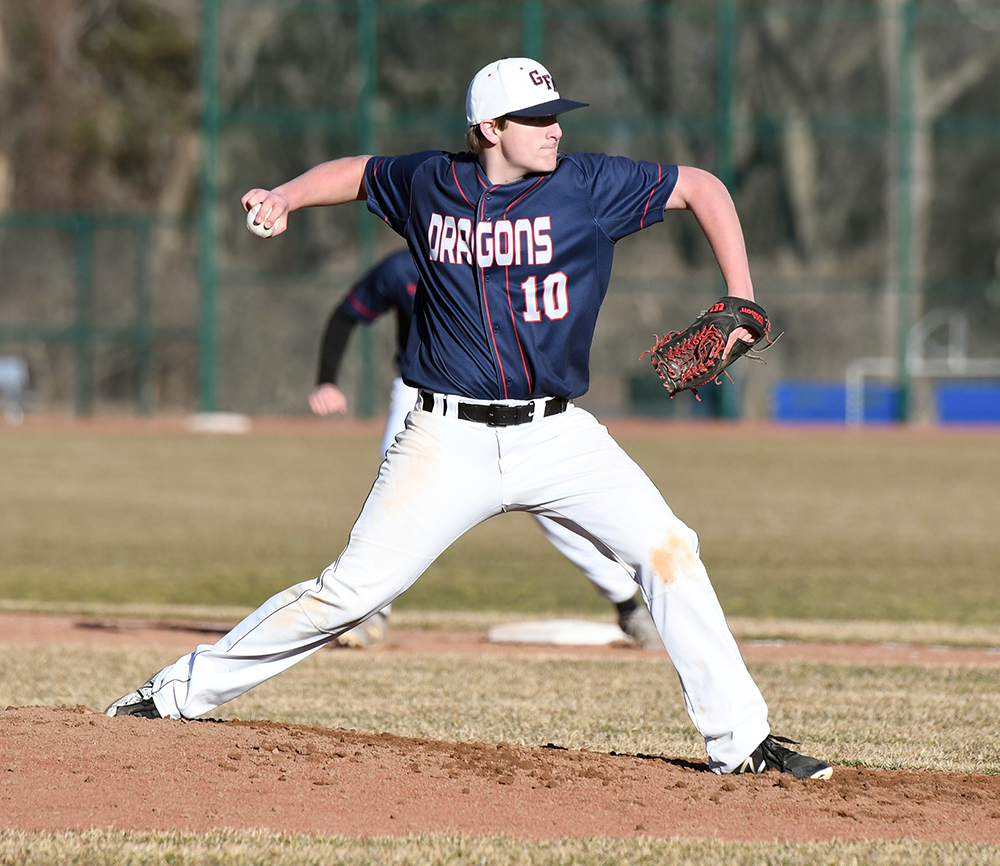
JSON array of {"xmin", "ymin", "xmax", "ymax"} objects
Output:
[
  {"xmin": 246, "ymin": 203, "xmax": 277, "ymax": 238},
  {"xmin": 641, "ymin": 296, "xmax": 771, "ymax": 398}
]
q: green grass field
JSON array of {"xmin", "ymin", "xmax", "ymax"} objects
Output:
[
  {"xmin": 1, "ymin": 421, "xmax": 999, "ymax": 866},
  {"xmin": 2, "ymin": 832, "xmax": 997, "ymax": 866},
  {"xmin": 2, "ymin": 423, "xmax": 998, "ymax": 623}
]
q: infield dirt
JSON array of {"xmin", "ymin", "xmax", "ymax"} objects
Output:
[{"xmin": 1, "ymin": 612, "xmax": 999, "ymax": 844}]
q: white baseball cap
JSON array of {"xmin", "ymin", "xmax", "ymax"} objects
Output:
[{"xmin": 466, "ymin": 57, "xmax": 588, "ymax": 125}]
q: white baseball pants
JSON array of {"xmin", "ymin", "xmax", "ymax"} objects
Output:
[
  {"xmin": 148, "ymin": 399, "xmax": 769, "ymax": 772},
  {"xmin": 384, "ymin": 378, "xmax": 646, "ymax": 605}
]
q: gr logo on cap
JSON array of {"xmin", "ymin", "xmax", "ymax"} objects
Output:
[{"xmin": 466, "ymin": 57, "xmax": 589, "ymax": 125}]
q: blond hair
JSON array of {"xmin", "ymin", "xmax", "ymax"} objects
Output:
[{"xmin": 466, "ymin": 117, "xmax": 509, "ymax": 154}]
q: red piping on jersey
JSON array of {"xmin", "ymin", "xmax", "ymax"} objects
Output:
[
  {"xmin": 369, "ymin": 158, "xmax": 392, "ymax": 226},
  {"xmin": 505, "ymin": 176, "xmax": 546, "ymax": 211},
  {"xmin": 640, "ymin": 164, "xmax": 663, "ymax": 228},
  {"xmin": 503, "ymin": 267, "xmax": 532, "ymax": 393},
  {"xmin": 346, "ymin": 292, "xmax": 378, "ymax": 322},
  {"xmin": 451, "ymin": 162, "xmax": 474, "ymax": 207},
  {"xmin": 501, "ymin": 177, "xmax": 547, "ymax": 394},
  {"xmin": 478, "ymin": 187, "xmax": 508, "ymax": 398}
]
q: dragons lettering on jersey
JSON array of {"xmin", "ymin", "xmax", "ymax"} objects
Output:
[
  {"xmin": 426, "ymin": 214, "xmax": 474, "ymax": 265},
  {"xmin": 427, "ymin": 214, "xmax": 552, "ymax": 269}
]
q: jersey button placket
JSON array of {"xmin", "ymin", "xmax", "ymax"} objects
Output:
[{"xmin": 478, "ymin": 194, "xmax": 504, "ymax": 397}]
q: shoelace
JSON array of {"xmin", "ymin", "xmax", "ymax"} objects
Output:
[{"xmin": 761, "ymin": 735, "xmax": 802, "ymax": 769}]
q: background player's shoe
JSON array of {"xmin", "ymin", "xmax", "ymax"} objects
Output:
[
  {"xmin": 618, "ymin": 604, "xmax": 662, "ymax": 650},
  {"xmin": 104, "ymin": 678, "xmax": 161, "ymax": 719},
  {"xmin": 335, "ymin": 611, "xmax": 389, "ymax": 649},
  {"xmin": 733, "ymin": 735, "xmax": 832, "ymax": 780}
]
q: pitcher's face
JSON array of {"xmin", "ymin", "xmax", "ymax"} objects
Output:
[{"xmin": 490, "ymin": 115, "xmax": 562, "ymax": 182}]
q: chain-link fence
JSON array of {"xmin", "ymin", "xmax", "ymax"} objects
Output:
[{"xmin": 3, "ymin": 0, "xmax": 1000, "ymax": 422}]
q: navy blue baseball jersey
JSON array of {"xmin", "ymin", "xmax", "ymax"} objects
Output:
[
  {"xmin": 340, "ymin": 249, "xmax": 417, "ymax": 370},
  {"xmin": 364, "ymin": 150, "xmax": 678, "ymax": 401},
  {"xmin": 343, "ymin": 249, "xmax": 418, "ymax": 328},
  {"xmin": 315, "ymin": 249, "xmax": 418, "ymax": 385}
]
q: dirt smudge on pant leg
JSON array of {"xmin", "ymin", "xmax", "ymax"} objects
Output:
[{"xmin": 649, "ymin": 527, "xmax": 699, "ymax": 587}]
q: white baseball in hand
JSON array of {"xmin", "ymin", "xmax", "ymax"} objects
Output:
[{"xmin": 246, "ymin": 203, "xmax": 275, "ymax": 238}]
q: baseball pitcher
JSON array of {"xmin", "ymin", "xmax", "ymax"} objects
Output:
[{"xmin": 107, "ymin": 57, "xmax": 831, "ymax": 781}]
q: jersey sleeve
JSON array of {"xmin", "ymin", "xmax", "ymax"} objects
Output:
[
  {"xmin": 315, "ymin": 306, "xmax": 357, "ymax": 385},
  {"xmin": 342, "ymin": 265, "xmax": 393, "ymax": 324},
  {"xmin": 567, "ymin": 152, "xmax": 678, "ymax": 242},
  {"xmin": 364, "ymin": 151, "xmax": 449, "ymax": 235},
  {"xmin": 341, "ymin": 250, "xmax": 417, "ymax": 324}
]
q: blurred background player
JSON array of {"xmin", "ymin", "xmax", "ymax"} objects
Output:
[{"xmin": 310, "ymin": 249, "xmax": 661, "ymax": 650}]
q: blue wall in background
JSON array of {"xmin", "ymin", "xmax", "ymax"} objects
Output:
[
  {"xmin": 772, "ymin": 382, "xmax": 900, "ymax": 424},
  {"xmin": 773, "ymin": 380, "xmax": 1000, "ymax": 424}
]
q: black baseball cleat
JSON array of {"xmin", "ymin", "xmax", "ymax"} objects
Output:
[
  {"xmin": 104, "ymin": 678, "xmax": 162, "ymax": 719},
  {"xmin": 733, "ymin": 735, "xmax": 832, "ymax": 780}
]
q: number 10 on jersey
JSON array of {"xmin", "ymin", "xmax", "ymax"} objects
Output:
[{"xmin": 521, "ymin": 272, "xmax": 569, "ymax": 322}]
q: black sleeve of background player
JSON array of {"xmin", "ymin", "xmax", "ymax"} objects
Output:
[{"xmin": 316, "ymin": 306, "xmax": 358, "ymax": 386}]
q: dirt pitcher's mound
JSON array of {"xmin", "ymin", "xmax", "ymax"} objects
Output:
[{"xmin": 2, "ymin": 705, "xmax": 1000, "ymax": 843}]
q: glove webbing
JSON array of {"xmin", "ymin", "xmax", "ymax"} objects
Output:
[{"xmin": 646, "ymin": 324, "xmax": 727, "ymax": 397}]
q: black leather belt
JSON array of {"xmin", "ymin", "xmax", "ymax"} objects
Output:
[{"xmin": 420, "ymin": 391, "xmax": 568, "ymax": 427}]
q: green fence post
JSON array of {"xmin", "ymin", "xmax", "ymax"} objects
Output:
[
  {"xmin": 895, "ymin": 0, "xmax": 916, "ymax": 423},
  {"xmin": 522, "ymin": 0, "xmax": 544, "ymax": 60},
  {"xmin": 715, "ymin": 0, "xmax": 740, "ymax": 420},
  {"xmin": 357, "ymin": 0, "xmax": 378, "ymax": 417},
  {"xmin": 73, "ymin": 217, "xmax": 95, "ymax": 415},
  {"xmin": 136, "ymin": 219, "xmax": 154, "ymax": 415},
  {"xmin": 198, "ymin": 0, "xmax": 220, "ymax": 412}
]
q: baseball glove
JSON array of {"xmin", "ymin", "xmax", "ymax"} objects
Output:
[{"xmin": 641, "ymin": 296, "xmax": 771, "ymax": 398}]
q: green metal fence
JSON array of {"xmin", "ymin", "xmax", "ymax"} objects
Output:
[
  {"xmin": 198, "ymin": 0, "xmax": 938, "ymax": 420},
  {"xmin": 0, "ymin": 213, "xmax": 197, "ymax": 415},
  {"xmin": 200, "ymin": 0, "xmax": 557, "ymax": 416},
  {"xmin": 3, "ymin": 0, "xmax": 999, "ymax": 420}
]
